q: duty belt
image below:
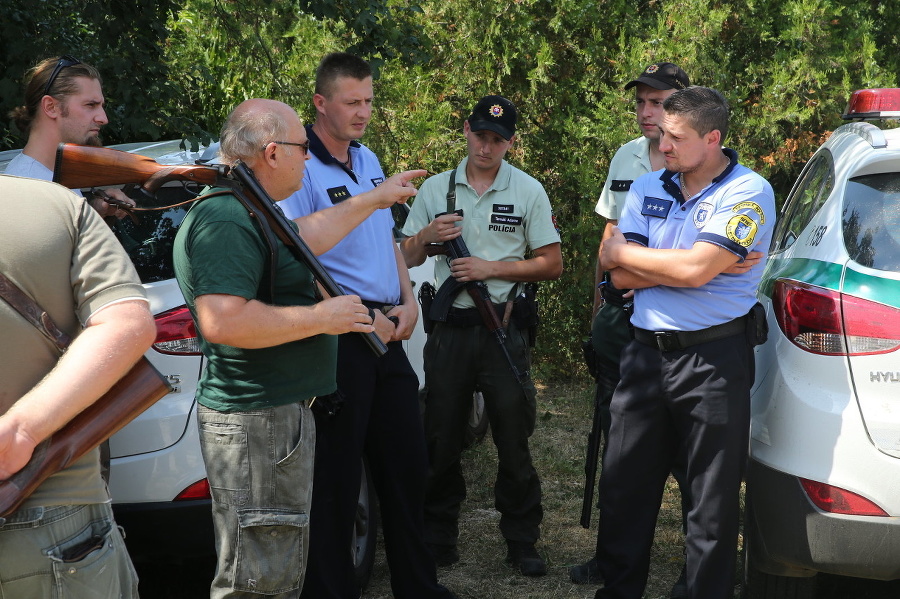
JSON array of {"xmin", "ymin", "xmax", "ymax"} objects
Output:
[
  {"xmin": 444, "ymin": 303, "xmax": 507, "ymax": 327},
  {"xmin": 633, "ymin": 315, "xmax": 747, "ymax": 352}
]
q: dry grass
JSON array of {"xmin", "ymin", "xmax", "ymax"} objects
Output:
[{"xmin": 361, "ymin": 380, "xmax": 732, "ymax": 599}]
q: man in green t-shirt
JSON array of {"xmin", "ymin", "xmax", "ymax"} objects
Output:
[{"xmin": 173, "ymin": 98, "xmax": 424, "ymax": 598}]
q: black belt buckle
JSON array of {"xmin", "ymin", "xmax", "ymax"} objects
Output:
[{"xmin": 654, "ymin": 331, "xmax": 681, "ymax": 352}]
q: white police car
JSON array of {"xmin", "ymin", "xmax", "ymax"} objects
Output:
[{"xmin": 743, "ymin": 89, "xmax": 900, "ymax": 598}]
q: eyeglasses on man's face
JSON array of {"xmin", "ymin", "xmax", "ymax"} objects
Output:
[
  {"xmin": 44, "ymin": 55, "xmax": 82, "ymax": 97},
  {"xmin": 263, "ymin": 140, "xmax": 310, "ymax": 155}
]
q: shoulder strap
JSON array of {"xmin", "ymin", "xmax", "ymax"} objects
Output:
[
  {"xmin": 0, "ymin": 272, "xmax": 71, "ymax": 353},
  {"xmin": 446, "ymin": 169, "xmax": 457, "ymax": 214}
]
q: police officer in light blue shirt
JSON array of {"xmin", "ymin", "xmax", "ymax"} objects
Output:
[
  {"xmin": 594, "ymin": 86, "xmax": 774, "ymax": 599},
  {"xmin": 277, "ymin": 53, "xmax": 455, "ymax": 599}
]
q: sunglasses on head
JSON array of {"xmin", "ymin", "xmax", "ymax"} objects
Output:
[{"xmin": 44, "ymin": 55, "xmax": 82, "ymax": 97}]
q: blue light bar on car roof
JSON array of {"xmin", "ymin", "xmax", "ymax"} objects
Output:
[{"xmin": 842, "ymin": 88, "xmax": 900, "ymax": 120}]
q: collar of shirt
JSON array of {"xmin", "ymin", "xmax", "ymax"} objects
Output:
[
  {"xmin": 659, "ymin": 147, "xmax": 739, "ymax": 204},
  {"xmin": 306, "ymin": 124, "xmax": 362, "ymax": 182},
  {"xmin": 455, "ymin": 156, "xmax": 513, "ymax": 196}
]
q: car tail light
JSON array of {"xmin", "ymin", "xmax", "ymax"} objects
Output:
[
  {"xmin": 174, "ymin": 478, "xmax": 211, "ymax": 501},
  {"xmin": 153, "ymin": 306, "xmax": 201, "ymax": 355},
  {"xmin": 773, "ymin": 279, "xmax": 900, "ymax": 356},
  {"xmin": 843, "ymin": 88, "xmax": 900, "ymax": 120},
  {"xmin": 800, "ymin": 478, "xmax": 888, "ymax": 516}
]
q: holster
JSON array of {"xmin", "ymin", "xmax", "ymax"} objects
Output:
[
  {"xmin": 746, "ymin": 301, "xmax": 768, "ymax": 346},
  {"xmin": 511, "ymin": 282, "xmax": 540, "ymax": 347},
  {"xmin": 418, "ymin": 281, "xmax": 437, "ymax": 334}
]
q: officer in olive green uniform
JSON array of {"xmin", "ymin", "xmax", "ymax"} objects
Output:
[{"xmin": 401, "ymin": 95, "xmax": 562, "ymax": 577}]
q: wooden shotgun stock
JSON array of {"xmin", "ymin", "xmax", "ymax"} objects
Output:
[
  {"xmin": 0, "ymin": 358, "xmax": 171, "ymax": 518},
  {"xmin": 54, "ymin": 143, "xmax": 387, "ymax": 356},
  {"xmin": 53, "ymin": 143, "xmax": 222, "ymax": 193}
]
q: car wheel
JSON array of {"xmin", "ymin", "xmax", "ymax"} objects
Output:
[
  {"xmin": 742, "ymin": 529, "xmax": 816, "ymax": 599},
  {"xmin": 354, "ymin": 457, "xmax": 378, "ymax": 590},
  {"xmin": 463, "ymin": 390, "xmax": 489, "ymax": 448}
]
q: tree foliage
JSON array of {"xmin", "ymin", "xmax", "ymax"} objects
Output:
[{"xmin": 2, "ymin": 0, "xmax": 899, "ymax": 378}]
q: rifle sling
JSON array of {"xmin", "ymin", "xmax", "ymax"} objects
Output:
[
  {"xmin": 0, "ymin": 272, "xmax": 71, "ymax": 353},
  {"xmin": 435, "ymin": 169, "xmax": 520, "ymax": 325},
  {"xmin": 193, "ymin": 189, "xmax": 277, "ymax": 305}
]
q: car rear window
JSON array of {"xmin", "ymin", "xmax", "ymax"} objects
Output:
[
  {"xmin": 110, "ymin": 184, "xmax": 202, "ymax": 283},
  {"xmin": 843, "ymin": 172, "xmax": 900, "ymax": 271}
]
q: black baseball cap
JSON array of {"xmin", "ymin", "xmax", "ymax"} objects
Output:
[
  {"xmin": 624, "ymin": 62, "xmax": 690, "ymax": 91},
  {"xmin": 468, "ymin": 95, "xmax": 517, "ymax": 140}
]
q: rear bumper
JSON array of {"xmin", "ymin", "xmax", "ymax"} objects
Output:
[
  {"xmin": 113, "ymin": 499, "xmax": 214, "ymax": 562},
  {"xmin": 745, "ymin": 459, "xmax": 900, "ymax": 581}
]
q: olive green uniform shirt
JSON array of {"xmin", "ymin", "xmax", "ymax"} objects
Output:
[
  {"xmin": 0, "ymin": 175, "xmax": 147, "ymax": 508},
  {"xmin": 402, "ymin": 157, "xmax": 560, "ymax": 308}
]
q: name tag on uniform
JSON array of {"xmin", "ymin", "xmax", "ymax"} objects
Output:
[
  {"xmin": 493, "ymin": 204, "xmax": 514, "ymax": 213},
  {"xmin": 642, "ymin": 197, "xmax": 673, "ymax": 218},
  {"xmin": 610, "ymin": 180, "xmax": 633, "ymax": 192},
  {"xmin": 491, "ymin": 214, "xmax": 523, "ymax": 226},
  {"xmin": 327, "ymin": 186, "xmax": 351, "ymax": 204},
  {"xmin": 371, "ymin": 177, "xmax": 384, "ymax": 186}
]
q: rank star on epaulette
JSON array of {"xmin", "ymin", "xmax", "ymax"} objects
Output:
[
  {"xmin": 645, "ymin": 64, "xmax": 659, "ymax": 74},
  {"xmin": 489, "ymin": 105, "xmax": 504, "ymax": 118}
]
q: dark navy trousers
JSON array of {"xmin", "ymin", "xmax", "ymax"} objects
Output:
[
  {"xmin": 595, "ymin": 332, "xmax": 753, "ymax": 599},
  {"xmin": 300, "ymin": 334, "xmax": 450, "ymax": 599}
]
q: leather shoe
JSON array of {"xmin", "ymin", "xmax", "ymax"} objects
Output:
[
  {"xmin": 505, "ymin": 540, "xmax": 547, "ymax": 576},
  {"xmin": 569, "ymin": 557, "xmax": 603, "ymax": 584},
  {"xmin": 427, "ymin": 543, "xmax": 459, "ymax": 567}
]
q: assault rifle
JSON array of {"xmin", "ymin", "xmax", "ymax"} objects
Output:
[
  {"xmin": 54, "ymin": 143, "xmax": 388, "ymax": 358},
  {"xmin": 580, "ymin": 378, "xmax": 605, "ymax": 528},
  {"xmin": 425, "ymin": 209, "xmax": 528, "ymax": 387}
]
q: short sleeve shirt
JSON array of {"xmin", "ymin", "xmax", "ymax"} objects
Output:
[
  {"xmin": 0, "ymin": 175, "xmax": 146, "ymax": 508},
  {"xmin": 618, "ymin": 149, "xmax": 776, "ymax": 331},
  {"xmin": 402, "ymin": 157, "xmax": 561, "ymax": 307},
  {"xmin": 173, "ymin": 190, "xmax": 337, "ymax": 412},
  {"xmin": 277, "ymin": 125, "xmax": 400, "ymax": 303},
  {"xmin": 5, "ymin": 152, "xmax": 84, "ymax": 196},
  {"xmin": 595, "ymin": 136, "xmax": 652, "ymax": 221}
]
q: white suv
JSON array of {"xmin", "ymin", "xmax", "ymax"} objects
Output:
[{"xmin": 743, "ymin": 89, "xmax": 900, "ymax": 598}]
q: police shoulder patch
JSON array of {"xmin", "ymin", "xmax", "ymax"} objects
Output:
[
  {"xmin": 732, "ymin": 201, "xmax": 765, "ymax": 224},
  {"xmin": 693, "ymin": 202, "xmax": 714, "ymax": 229},
  {"xmin": 726, "ymin": 214, "xmax": 758, "ymax": 247}
]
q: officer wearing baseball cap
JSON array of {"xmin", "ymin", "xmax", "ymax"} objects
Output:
[
  {"xmin": 467, "ymin": 94, "xmax": 517, "ymax": 140},
  {"xmin": 624, "ymin": 62, "xmax": 690, "ymax": 91},
  {"xmin": 401, "ymin": 93, "xmax": 562, "ymax": 578}
]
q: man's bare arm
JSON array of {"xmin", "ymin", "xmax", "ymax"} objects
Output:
[
  {"xmin": 399, "ymin": 212, "xmax": 464, "ymax": 268},
  {"xmin": 448, "ymin": 242, "xmax": 563, "ymax": 283},
  {"xmin": 195, "ymin": 293, "xmax": 375, "ymax": 350},
  {"xmin": 0, "ymin": 300, "xmax": 155, "ymax": 479},
  {"xmin": 297, "ymin": 170, "xmax": 426, "ymax": 255},
  {"xmin": 602, "ymin": 227, "xmax": 740, "ymax": 288}
]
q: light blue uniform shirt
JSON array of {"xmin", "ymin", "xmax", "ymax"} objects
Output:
[
  {"xmin": 619, "ymin": 149, "xmax": 775, "ymax": 332},
  {"xmin": 277, "ymin": 126, "xmax": 401, "ymax": 304}
]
